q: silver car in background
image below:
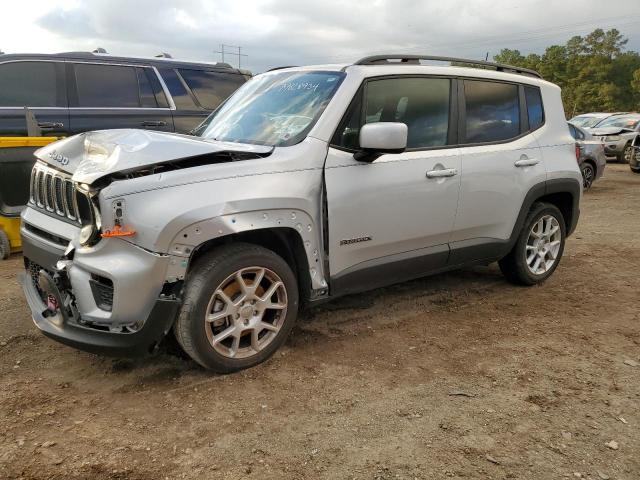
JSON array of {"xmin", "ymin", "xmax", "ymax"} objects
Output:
[
  {"xmin": 569, "ymin": 112, "xmax": 618, "ymax": 129},
  {"xmin": 588, "ymin": 113, "xmax": 640, "ymax": 163},
  {"xmin": 568, "ymin": 122, "xmax": 606, "ymax": 189}
]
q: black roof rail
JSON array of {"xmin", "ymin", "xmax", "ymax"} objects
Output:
[
  {"xmin": 352, "ymin": 54, "xmax": 542, "ymax": 79},
  {"xmin": 266, "ymin": 66, "xmax": 298, "ymax": 72}
]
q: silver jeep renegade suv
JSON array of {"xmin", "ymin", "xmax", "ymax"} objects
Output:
[{"xmin": 19, "ymin": 55, "xmax": 582, "ymax": 372}]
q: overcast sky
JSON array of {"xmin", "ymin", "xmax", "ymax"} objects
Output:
[{"xmin": 1, "ymin": 0, "xmax": 639, "ymax": 73}]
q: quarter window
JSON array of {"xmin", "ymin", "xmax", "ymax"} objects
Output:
[
  {"xmin": 525, "ymin": 86, "xmax": 544, "ymax": 130},
  {"xmin": 158, "ymin": 68, "xmax": 198, "ymax": 109},
  {"xmin": 0, "ymin": 62, "xmax": 58, "ymax": 107},
  {"xmin": 334, "ymin": 77, "xmax": 450, "ymax": 150},
  {"xmin": 463, "ymin": 80, "xmax": 520, "ymax": 143},
  {"xmin": 178, "ymin": 69, "xmax": 245, "ymax": 110}
]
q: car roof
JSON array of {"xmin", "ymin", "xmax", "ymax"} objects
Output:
[
  {"xmin": 263, "ymin": 63, "xmax": 552, "ymax": 88},
  {"xmin": 0, "ymin": 52, "xmax": 251, "ymax": 75}
]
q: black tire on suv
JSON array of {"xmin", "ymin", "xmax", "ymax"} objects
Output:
[
  {"xmin": 499, "ymin": 202, "xmax": 566, "ymax": 286},
  {"xmin": 174, "ymin": 243, "xmax": 299, "ymax": 373},
  {"xmin": 619, "ymin": 142, "xmax": 633, "ymax": 164}
]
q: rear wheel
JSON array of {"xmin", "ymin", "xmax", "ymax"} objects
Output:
[
  {"xmin": 499, "ymin": 202, "xmax": 566, "ymax": 286},
  {"xmin": 174, "ymin": 243, "xmax": 299, "ymax": 373},
  {"xmin": 580, "ymin": 162, "xmax": 595, "ymax": 190},
  {"xmin": 0, "ymin": 230, "xmax": 10, "ymax": 260}
]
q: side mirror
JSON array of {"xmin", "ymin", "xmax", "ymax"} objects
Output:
[{"xmin": 355, "ymin": 122, "xmax": 408, "ymax": 162}]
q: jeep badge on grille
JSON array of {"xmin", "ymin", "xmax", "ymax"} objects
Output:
[{"xmin": 48, "ymin": 150, "xmax": 69, "ymax": 166}]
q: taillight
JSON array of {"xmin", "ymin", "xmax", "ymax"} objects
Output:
[{"xmin": 575, "ymin": 143, "xmax": 581, "ymax": 161}]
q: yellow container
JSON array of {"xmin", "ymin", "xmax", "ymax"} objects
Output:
[
  {"xmin": 0, "ymin": 216, "xmax": 22, "ymax": 251},
  {"xmin": 0, "ymin": 137, "xmax": 60, "ymax": 148},
  {"xmin": 0, "ymin": 137, "xmax": 60, "ymax": 257}
]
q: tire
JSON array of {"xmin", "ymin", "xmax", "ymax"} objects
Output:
[
  {"xmin": 619, "ymin": 143, "xmax": 632, "ymax": 164},
  {"xmin": 580, "ymin": 162, "xmax": 595, "ymax": 190},
  {"xmin": 0, "ymin": 229, "xmax": 10, "ymax": 260},
  {"xmin": 499, "ymin": 202, "xmax": 566, "ymax": 286},
  {"xmin": 631, "ymin": 167, "xmax": 640, "ymax": 175},
  {"xmin": 174, "ymin": 243, "xmax": 299, "ymax": 373}
]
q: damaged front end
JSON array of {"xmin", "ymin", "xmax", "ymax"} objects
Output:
[{"xmin": 19, "ymin": 129, "xmax": 273, "ymax": 355}]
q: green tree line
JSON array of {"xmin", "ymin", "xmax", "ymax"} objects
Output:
[{"xmin": 493, "ymin": 29, "xmax": 640, "ymax": 117}]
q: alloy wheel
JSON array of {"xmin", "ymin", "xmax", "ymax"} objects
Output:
[
  {"xmin": 525, "ymin": 215, "xmax": 562, "ymax": 275},
  {"xmin": 204, "ymin": 266, "xmax": 288, "ymax": 359},
  {"xmin": 582, "ymin": 164, "xmax": 594, "ymax": 189},
  {"xmin": 624, "ymin": 145, "xmax": 633, "ymax": 163}
]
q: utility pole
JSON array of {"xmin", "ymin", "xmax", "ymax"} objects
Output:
[{"xmin": 215, "ymin": 44, "xmax": 248, "ymax": 68}]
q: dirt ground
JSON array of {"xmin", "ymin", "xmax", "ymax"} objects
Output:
[{"xmin": 0, "ymin": 164, "xmax": 638, "ymax": 480}]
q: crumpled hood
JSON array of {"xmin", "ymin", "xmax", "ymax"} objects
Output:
[
  {"xmin": 587, "ymin": 127, "xmax": 634, "ymax": 136},
  {"xmin": 34, "ymin": 129, "xmax": 273, "ymax": 185}
]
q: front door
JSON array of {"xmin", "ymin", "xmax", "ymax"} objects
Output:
[{"xmin": 325, "ymin": 76, "xmax": 460, "ymax": 295}]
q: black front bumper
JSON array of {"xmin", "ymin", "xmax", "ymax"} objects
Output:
[{"xmin": 19, "ymin": 271, "xmax": 180, "ymax": 357}]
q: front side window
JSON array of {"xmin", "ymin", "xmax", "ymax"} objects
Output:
[
  {"xmin": 178, "ymin": 69, "xmax": 245, "ymax": 110},
  {"xmin": 333, "ymin": 77, "xmax": 450, "ymax": 150},
  {"xmin": 0, "ymin": 61, "xmax": 58, "ymax": 107},
  {"xmin": 463, "ymin": 80, "xmax": 520, "ymax": 143},
  {"xmin": 200, "ymin": 71, "xmax": 345, "ymax": 147},
  {"xmin": 75, "ymin": 64, "xmax": 139, "ymax": 108}
]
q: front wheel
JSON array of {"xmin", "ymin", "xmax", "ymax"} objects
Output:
[
  {"xmin": 620, "ymin": 143, "xmax": 633, "ymax": 164},
  {"xmin": 174, "ymin": 243, "xmax": 299, "ymax": 373},
  {"xmin": 499, "ymin": 202, "xmax": 566, "ymax": 286}
]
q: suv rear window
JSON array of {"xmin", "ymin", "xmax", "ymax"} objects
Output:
[
  {"xmin": 178, "ymin": 69, "xmax": 244, "ymax": 110},
  {"xmin": 75, "ymin": 64, "xmax": 140, "ymax": 108},
  {"xmin": 0, "ymin": 61, "xmax": 58, "ymax": 107},
  {"xmin": 463, "ymin": 80, "xmax": 520, "ymax": 143}
]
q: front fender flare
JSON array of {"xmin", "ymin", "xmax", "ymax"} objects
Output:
[{"xmin": 164, "ymin": 209, "xmax": 327, "ymax": 291}]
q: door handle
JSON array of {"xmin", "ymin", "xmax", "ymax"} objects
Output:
[
  {"xmin": 426, "ymin": 168, "xmax": 458, "ymax": 178},
  {"xmin": 37, "ymin": 122, "xmax": 63, "ymax": 129},
  {"xmin": 514, "ymin": 158, "xmax": 539, "ymax": 167},
  {"xmin": 141, "ymin": 120, "xmax": 167, "ymax": 127}
]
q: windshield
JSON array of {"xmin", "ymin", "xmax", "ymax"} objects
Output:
[
  {"xmin": 198, "ymin": 70, "xmax": 345, "ymax": 147},
  {"xmin": 570, "ymin": 115, "xmax": 606, "ymax": 128},
  {"xmin": 594, "ymin": 115, "xmax": 640, "ymax": 129}
]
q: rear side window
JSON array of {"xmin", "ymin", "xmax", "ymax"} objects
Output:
[
  {"xmin": 463, "ymin": 80, "xmax": 520, "ymax": 143},
  {"xmin": 75, "ymin": 64, "xmax": 139, "ymax": 107},
  {"xmin": 525, "ymin": 86, "xmax": 544, "ymax": 130},
  {"xmin": 178, "ymin": 69, "xmax": 244, "ymax": 110},
  {"xmin": 0, "ymin": 62, "xmax": 58, "ymax": 107},
  {"xmin": 333, "ymin": 77, "xmax": 450, "ymax": 150}
]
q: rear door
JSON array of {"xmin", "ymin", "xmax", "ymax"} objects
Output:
[
  {"xmin": 449, "ymin": 79, "xmax": 546, "ymax": 264},
  {"xmin": 158, "ymin": 68, "xmax": 245, "ymax": 133},
  {"xmin": 67, "ymin": 62, "xmax": 174, "ymax": 134},
  {"xmin": 0, "ymin": 60, "xmax": 68, "ymax": 136}
]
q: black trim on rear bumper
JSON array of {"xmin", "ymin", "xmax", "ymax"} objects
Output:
[{"xmin": 18, "ymin": 271, "xmax": 180, "ymax": 357}]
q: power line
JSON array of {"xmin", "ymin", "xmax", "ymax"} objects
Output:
[{"xmin": 215, "ymin": 44, "xmax": 248, "ymax": 68}]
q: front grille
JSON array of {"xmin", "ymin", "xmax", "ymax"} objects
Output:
[{"xmin": 29, "ymin": 163, "xmax": 81, "ymax": 224}]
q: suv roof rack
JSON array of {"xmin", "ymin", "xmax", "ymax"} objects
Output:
[{"xmin": 352, "ymin": 54, "xmax": 542, "ymax": 79}]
